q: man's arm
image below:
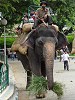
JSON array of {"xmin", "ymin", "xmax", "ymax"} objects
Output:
[
  {"xmin": 35, "ymin": 8, "xmax": 40, "ymax": 19},
  {"xmin": 46, "ymin": 8, "xmax": 50, "ymax": 16}
]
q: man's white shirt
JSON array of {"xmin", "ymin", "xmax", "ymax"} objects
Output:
[{"xmin": 61, "ymin": 53, "xmax": 69, "ymax": 61}]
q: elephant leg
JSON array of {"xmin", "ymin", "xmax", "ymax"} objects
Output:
[
  {"xmin": 26, "ymin": 70, "xmax": 32, "ymax": 89},
  {"xmin": 16, "ymin": 52, "xmax": 31, "ymax": 89},
  {"xmin": 28, "ymin": 48, "xmax": 41, "ymax": 76},
  {"xmin": 41, "ymin": 61, "xmax": 46, "ymax": 77},
  {"xmin": 43, "ymin": 41, "xmax": 55, "ymax": 90}
]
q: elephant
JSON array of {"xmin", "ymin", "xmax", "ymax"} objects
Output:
[{"xmin": 14, "ymin": 23, "xmax": 68, "ymax": 90}]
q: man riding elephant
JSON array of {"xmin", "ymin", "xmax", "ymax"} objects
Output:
[
  {"xmin": 33, "ymin": 1, "xmax": 53, "ymax": 29},
  {"xmin": 12, "ymin": 1, "xmax": 61, "ymax": 57}
]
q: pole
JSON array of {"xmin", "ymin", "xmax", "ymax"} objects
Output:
[{"xmin": 4, "ymin": 25, "xmax": 6, "ymax": 65}]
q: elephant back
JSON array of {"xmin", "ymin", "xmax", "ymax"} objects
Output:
[{"xmin": 36, "ymin": 23, "xmax": 58, "ymax": 38}]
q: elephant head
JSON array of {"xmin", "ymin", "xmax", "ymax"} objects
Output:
[{"xmin": 18, "ymin": 23, "xmax": 68, "ymax": 89}]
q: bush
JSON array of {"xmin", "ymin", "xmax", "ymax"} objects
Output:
[
  {"xmin": 0, "ymin": 37, "xmax": 16, "ymax": 48},
  {"xmin": 69, "ymin": 53, "xmax": 75, "ymax": 56}
]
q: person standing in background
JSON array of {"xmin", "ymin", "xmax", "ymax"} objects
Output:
[
  {"xmin": 61, "ymin": 52, "xmax": 70, "ymax": 71},
  {"xmin": 11, "ymin": 52, "xmax": 15, "ymax": 61}
]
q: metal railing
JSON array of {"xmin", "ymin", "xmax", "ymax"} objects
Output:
[{"xmin": 0, "ymin": 54, "xmax": 9, "ymax": 93}]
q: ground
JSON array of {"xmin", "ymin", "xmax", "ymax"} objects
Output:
[{"xmin": 8, "ymin": 58, "xmax": 75, "ymax": 100}]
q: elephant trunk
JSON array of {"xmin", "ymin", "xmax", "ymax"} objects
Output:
[{"xmin": 43, "ymin": 41, "xmax": 55, "ymax": 90}]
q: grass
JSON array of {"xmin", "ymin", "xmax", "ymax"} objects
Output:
[
  {"xmin": 52, "ymin": 82, "xmax": 63, "ymax": 96},
  {"xmin": 27, "ymin": 76, "xmax": 63, "ymax": 98},
  {"xmin": 27, "ymin": 76, "xmax": 47, "ymax": 96}
]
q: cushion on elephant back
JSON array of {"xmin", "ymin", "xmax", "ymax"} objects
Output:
[{"xmin": 22, "ymin": 23, "xmax": 34, "ymax": 33}]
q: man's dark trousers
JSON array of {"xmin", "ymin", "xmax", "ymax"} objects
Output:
[{"xmin": 64, "ymin": 60, "xmax": 69, "ymax": 71}]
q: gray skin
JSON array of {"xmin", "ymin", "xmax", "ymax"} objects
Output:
[{"xmin": 16, "ymin": 23, "xmax": 68, "ymax": 90}]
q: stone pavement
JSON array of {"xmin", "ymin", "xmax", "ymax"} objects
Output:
[
  {"xmin": 8, "ymin": 58, "xmax": 75, "ymax": 100},
  {"xmin": 54, "ymin": 59, "xmax": 75, "ymax": 100},
  {"xmin": 8, "ymin": 59, "xmax": 27, "ymax": 90}
]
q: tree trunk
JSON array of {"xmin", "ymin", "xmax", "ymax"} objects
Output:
[{"xmin": 43, "ymin": 41, "xmax": 55, "ymax": 90}]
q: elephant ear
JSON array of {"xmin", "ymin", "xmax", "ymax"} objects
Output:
[{"xmin": 56, "ymin": 31, "xmax": 68, "ymax": 50}]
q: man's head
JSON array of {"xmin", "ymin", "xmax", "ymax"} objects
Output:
[{"xmin": 40, "ymin": 1, "xmax": 47, "ymax": 8}]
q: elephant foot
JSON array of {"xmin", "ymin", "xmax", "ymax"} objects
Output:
[{"xmin": 36, "ymin": 93, "xmax": 46, "ymax": 99}]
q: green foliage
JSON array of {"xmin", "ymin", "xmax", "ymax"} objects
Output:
[
  {"xmin": 52, "ymin": 82, "xmax": 63, "ymax": 96},
  {"xmin": 69, "ymin": 53, "xmax": 75, "ymax": 56},
  {"xmin": 27, "ymin": 76, "xmax": 47, "ymax": 95},
  {"xmin": 48, "ymin": 0, "xmax": 75, "ymax": 30},
  {"xmin": 33, "ymin": 0, "xmax": 40, "ymax": 5},
  {"xmin": 66, "ymin": 34, "xmax": 74, "ymax": 43},
  {"xmin": 27, "ymin": 76, "xmax": 64, "ymax": 97},
  {"xmin": 0, "ymin": 0, "xmax": 19, "ymax": 13},
  {"xmin": 1, "ymin": 0, "xmax": 75, "ymax": 31},
  {"xmin": 0, "ymin": 37, "xmax": 15, "ymax": 48}
]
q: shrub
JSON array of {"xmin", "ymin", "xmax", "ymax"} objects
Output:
[
  {"xmin": 69, "ymin": 53, "xmax": 75, "ymax": 56},
  {"xmin": 0, "ymin": 37, "xmax": 16, "ymax": 48}
]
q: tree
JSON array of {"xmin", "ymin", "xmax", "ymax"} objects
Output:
[
  {"xmin": 47, "ymin": 0, "xmax": 75, "ymax": 30},
  {"xmin": 0, "ymin": 0, "xmax": 32, "ymax": 25},
  {"xmin": 0, "ymin": 0, "xmax": 19, "ymax": 15},
  {"xmin": 0, "ymin": 0, "xmax": 75, "ymax": 30}
]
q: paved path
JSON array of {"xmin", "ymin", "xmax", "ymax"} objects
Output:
[
  {"xmin": 8, "ymin": 58, "xmax": 75, "ymax": 100},
  {"xmin": 54, "ymin": 59, "xmax": 75, "ymax": 100},
  {"xmin": 8, "ymin": 59, "xmax": 27, "ymax": 90}
]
